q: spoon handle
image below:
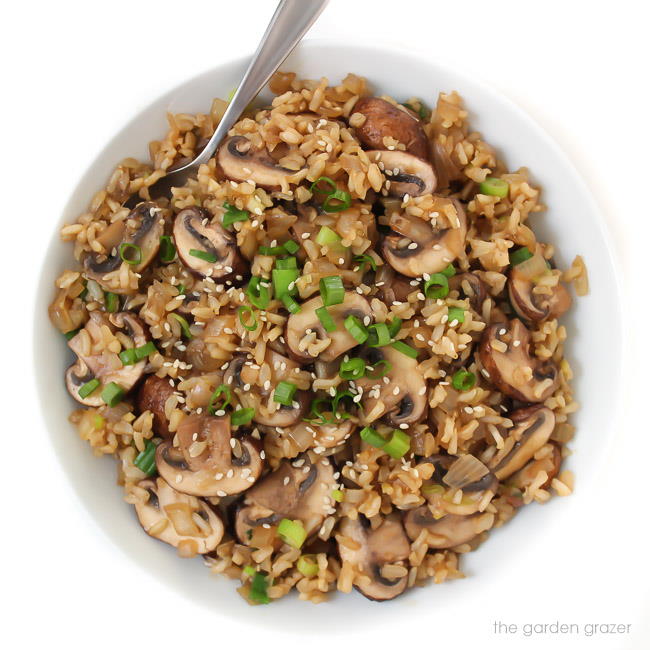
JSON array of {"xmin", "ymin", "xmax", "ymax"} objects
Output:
[{"xmin": 194, "ymin": 0, "xmax": 329, "ymax": 166}]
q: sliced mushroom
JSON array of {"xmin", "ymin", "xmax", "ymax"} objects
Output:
[
  {"xmin": 403, "ymin": 508, "xmax": 494, "ymax": 548},
  {"xmin": 510, "ymin": 442, "xmax": 562, "ymax": 490},
  {"xmin": 381, "ymin": 201, "xmax": 467, "ymax": 277},
  {"xmin": 83, "ymin": 202, "xmax": 164, "ymax": 291},
  {"xmin": 488, "ymin": 406, "xmax": 555, "ymax": 480},
  {"xmin": 508, "ymin": 266, "xmax": 572, "ymax": 322},
  {"xmin": 337, "ymin": 514, "xmax": 410, "ymax": 601},
  {"xmin": 449, "ymin": 272, "xmax": 487, "ymax": 312},
  {"xmin": 173, "ymin": 206, "xmax": 245, "ymax": 280},
  {"xmin": 137, "ymin": 375, "xmax": 175, "ymax": 439},
  {"xmin": 353, "ymin": 97, "xmax": 429, "ymax": 159},
  {"xmin": 356, "ymin": 344, "xmax": 427, "ymax": 426},
  {"xmin": 375, "ymin": 265, "xmax": 417, "ymax": 304},
  {"xmin": 366, "ymin": 150, "xmax": 436, "ymax": 197},
  {"xmin": 155, "ymin": 415, "xmax": 263, "ymax": 496},
  {"xmin": 479, "ymin": 319, "xmax": 559, "ymax": 402},
  {"xmin": 217, "ymin": 135, "xmax": 293, "ymax": 188},
  {"xmin": 283, "ymin": 419, "xmax": 356, "ymax": 451},
  {"xmin": 134, "ymin": 477, "xmax": 224, "ymax": 555}
]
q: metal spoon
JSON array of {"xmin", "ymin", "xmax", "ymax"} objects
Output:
[{"xmin": 124, "ymin": 0, "xmax": 328, "ymax": 208}]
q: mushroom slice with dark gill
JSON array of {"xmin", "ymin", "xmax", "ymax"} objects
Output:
[
  {"xmin": 83, "ymin": 202, "xmax": 164, "ymax": 291},
  {"xmin": 510, "ymin": 441, "xmax": 562, "ymax": 490},
  {"xmin": 353, "ymin": 97, "xmax": 429, "ymax": 160},
  {"xmin": 488, "ymin": 406, "xmax": 555, "ymax": 480},
  {"xmin": 356, "ymin": 344, "xmax": 427, "ymax": 426},
  {"xmin": 449, "ymin": 272, "xmax": 487, "ymax": 313},
  {"xmin": 367, "ymin": 150, "xmax": 436, "ymax": 198},
  {"xmin": 337, "ymin": 514, "xmax": 410, "ymax": 601},
  {"xmin": 234, "ymin": 454, "xmax": 336, "ymax": 544},
  {"xmin": 173, "ymin": 206, "xmax": 245, "ymax": 280},
  {"xmin": 137, "ymin": 375, "xmax": 176, "ymax": 439},
  {"xmin": 155, "ymin": 415, "xmax": 263, "ymax": 497},
  {"xmin": 134, "ymin": 477, "xmax": 224, "ymax": 556},
  {"xmin": 381, "ymin": 200, "xmax": 467, "ymax": 277},
  {"xmin": 479, "ymin": 319, "xmax": 559, "ymax": 402},
  {"xmin": 403, "ymin": 509, "xmax": 495, "ymax": 548},
  {"xmin": 285, "ymin": 291, "xmax": 372, "ymax": 362},
  {"xmin": 217, "ymin": 135, "xmax": 294, "ymax": 188}
]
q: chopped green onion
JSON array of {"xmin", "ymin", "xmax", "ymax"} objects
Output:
[
  {"xmin": 281, "ymin": 294, "xmax": 301, "ymax": 314},
  {"xmin": 237, "ymin": 305, "xmax": 257, "ymax": 331},
  {"xmin": 344, "ymin": 314, "xmax": 368, "ymax": 344},
  {"xmin": 134, "ymin": 440, "xmax": 157, "ymax": 476},
  {"xmin": 159, "ymin": 235, "xmax": 176, "ymax": 263},
  {"xmin": 135, "ymin": 341, "xmax": 156, "ymax": 360},
  {"xmin": 391, "ymin": 340, "xmax": 418, "ymax": 359},
  {"xmin": 275, "ymin": 256, "xmax": 298, "ymax": 270},
  {"xmin": 332, "ymin": 389, "xmax": 356, "ymax": 417},
  {"xmin": 277, "ymin": 518, "xmax": 307, "ymax": 549},
  {"xmin": 208, "ymin": 384, "xmax": 232, "ymax": 415},
  {"xmin": 479, "ymin": 177, "xmax": 509, "ymax": 198},
  {"xmin": 403, "ymin": 102, "xmax": 428, "ymax": 120},
  {"xmin": 119, "ymin": 242, "xmax": 142, "ymax": 266},
  {"xmin": 118, "ymin": 348, "xmax": 137, "ymax": 366},
  {"xmin": 441, "ymin": 264, "xmax": 456, "ymax": 278},
  {"xmin": 424, "ymin": 273, "xmax": 449, "ymax": 299},
  {"xmin": 64, "ymin": 328, "xmax": 81, "ymax": 341},
  {"xmin": 367, "ymin": 323, "xmax": 390, "ymax": 347},
  {"xmin": 308, "ymin": 397, "xmax": 333, "ymax": 425},
  {"xmin": 353, "ymin": 254, "xmax": 377, "ymax": 272},
  {"xmin": 452, "ymin": 369, "xmax": 476, "ymax": 391},
  {"xmin": 249, "ymin": 571, "xmax": 270, "ymax": 605},
  {"xmin": 169, "ymin": 313, "xmax": 193, "ymax": 339},
  {"xmin": 316, "ymin": 306, "xmax": 336, "ymax": 333},
  {"xmin": 243, "ymin": 565, "xmax": 256, "ymax": 577},
  {"xmin": 177, "ymin": 284, "xmax": 186, "ymax": 296},
  {"xmin": 297, "ymin": 555, "xmax": 319, "ymax": 577},
  {"xmin": 323, "ymin": 189, "xmax": 352, "ymax": 213},
  {"xmin": 310, "ymin": 176, "xmax": 337, "ymax": 195},
  {"xmin": 331, "ymin": 489, "xmax": 344, "ymax": 503},
  {"xmin": 339, "ymin": 357, "xmax": 365, "ymax": 380},
  {"xmin": 231, "ymin": 408, "xmax": 255, "ymax": 426},
  {"xmin": 282, "ymin": 240, "xmax": 300, "ymax": 254},
  {"xmin": 320, "ymin": 275, "xmax": 345, "ymax": 306},
  {"xmin": 447, "ymin": 307, "xmax": 465, "ymax": 325},
  {"xmin": 509, "ymin": 247, "xmax": 533, "ymax": 266},
  {"xmin": 360, "ymin": 426, "xmax": 387, "ymax": 449},
  {"xmin": 105, "ymin": 292, "xmax": 119, "ymax": 313},
  {"xmin": 189, "ymin": 248, "xmax": 217, "ymax": 263},
  {"xmin": 222, "ymin": 202, "xmax": 250, "ymax": 228},
  {"xmin": 367, "ymin": 360, "xmax": 392, "ymax": 379},
  {"xmin": 383, "ymin": 429, "xmax": 411, "ymax": 459},
  {"xmin": 272, "ymin": 268, "xmax": 299, "ymax": 298},
  {"xmin": 274, "ymin": 381, "xmax": 297, "ymax": 406},
  {"xmin": 101, "ymin": 382, "xmax": 125, "ymax": 407},
  {"xmin": 93, "ymin": 414, "xmax": 105, "ymax": 430},
  {"xmin": 258, "ymin": 245, "xmax": 286, "ymax": 256},
  {"xmin": 386, "ymin": 318, "xmax": 402, "ymax": 338},
  {"xmin": 246, "ymin": 277, "xmax": 272, "ymax": 309},
  {"xmin": 78, "ymin": 378, "xmax": 100, "ymax": 399},
  {"xmin": 79, "ymin": 282, "xmax": 88, "ymax": 301},
  {"xmin": 315, "ymin": 226, "xmax": 343, "ymax": 249}
]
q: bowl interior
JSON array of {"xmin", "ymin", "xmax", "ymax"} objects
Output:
[{"xmin": 34, "ymin": 40, "xmax": 622, "ymax": 629}]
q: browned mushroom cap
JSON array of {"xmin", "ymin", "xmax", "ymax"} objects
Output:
[
  {"xmin": 235, "ymin": 454, "xmax": 336, "ymax": 543},
  {"xmin": 403, "ymin": 508, "xmax": 495, "ymax": 548},
  {"xmin": 353, "ymin": 97, "xmax": 429, "ymax": 159},
  {"xmin": 217, "ymin": 135, "xmax": 293, "ymax": 188},
  {"xmin": 283, "ymin": 419, "xmax": 356, "ymax": 451},
  {"xmin": 137, "ymin": 375, "xmax": 175, "ymax": 439},
  {"xmin": 356, "ymin": 344, "xmax": 427, "ymax": 426},
  {"xmin": 508, "ymin": 266, "xmax": 572, "ymax": 322},
  {"xmin": 488, "ymin": 406, "xmax": 555, "ymax": 480},
  {"xmin": 366, "ymin": 150, "xmax": 436, "ymax": 198},
  {"xmin": 510, "ymin": 442, "xmax": 562, "ymax": 490},
  {"xmin": 479, "ymin": 319, "xmax": 559, "ymax": 402},
  {"xmin": 185, "ymin": 312, "xmax": 238, "ymax": 372},
  {"xmin": 337, "ymin": 514, "xmax": 410, "ymax": 601},
  {"xmin": 381, "ymin": 201, "xmax": 467, "ymax": 278},
  {"xmin": 173, "ymin": 206, "xmax": 245, "ymax": 280},
  {"xmin": 375, "ymin": 264, "xmax": 417, "ymax": 304},
  {"xmin": 155, "ymin": 415, "xmax": 263, "ymax": 496},
  {"xmin": 449, "ymin": 272, "xmax": 487, "ymax": 312},
  {"xmin": 286, "ymin": 292, "xmax": 372, "ymax": 362},
  {"xmin": 134, "ymin": 477, "xmax": 224, "ymax": 555},
  {"xmin": 83, "ymin": 202, "xmax": 164, "ymax": 292}
]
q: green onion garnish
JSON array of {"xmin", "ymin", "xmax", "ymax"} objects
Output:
[
  {"xmin": 159, "ymin": 235, "xmax": 176, "ymax": 263},
  {"xmin": 231, "ymin": 407, "xmax": 255, "ymax": 426},
  {"xmin": 509, "ymin": 247, "xmax": 533, "ymax": 266},
  {"xmin": 119, "ymin": 242, "xmax": 142, "ymax": 266},
  {"xmin": 275, "ymin": 256, "xmax": 298, "ymax": 270},
  {"xmin": 452, "ymin": 369, "xmax": 476, "ymax": 391},
  {"xmin": 316, "ymin": 306, "xmax": 337, "ymax": 333},
  {"xmin": 447, "ymin": 307, "xmax": 465, "ymax": 325},
  {"xmin": 319, "ymin": 275, "xmax": 345, "ymax": 306},
  {"xmin": 134, "ymin": 341, "xmax": 156, "ymax": 361},
  {"xmin": 258, "ymin": 245, "xmax": 285, "ymax": 256},
  {"xmin": 177, "ymin": 284, "xmax": 186, "ymax": 296},
  {"xmin": 424, "ymin": 273, "xmax": 449, "ymax": 299},
  {"xmin": 222, "ymin": 202, "xmax": 250, "ymax": 228},
  {"xmin": 78, "ymin": 378, "xmax": 100, "ymax": 399},
  {"xmin": 101, "ymin": 382, "xmax": 125, "ymax": 407},
  {"xmin": 383, "ymin": 429, "xmax": 411, "ymax": 459},
  {"xmin": 353, "ymin": 254, "xmax": 377, "ymax": 272},
  {"xmin": 479, "ymin": 177, "xmax": 509, "ymax": 198},
  {"xmin": 332, "ymin": 389, "xmax": 355, "ymax": 417},
  {"xmin": 208, "ymin": 384, "xmax": 232, "ymax": 414},
  {"xmin": 360, "ymin": 426, "xmax": 387, "ymax": 449},
  {"xmin": 283, "ymin": 240, "xmax": 299, "ymax": 254},
  {"xmin": 386, "ymin": 318, "xmax": 402, "ymax": 338},
  {"xmin": 441, "ymin": 264, "xmax": 456, "ymax": 278},
  {"xmin": 367, "ymin": 322, "xmax": 390, "ymax": 347},
  {"xmin": 273, "ymin": 381, "xmax": 297, "ymax": 406},
  {"xmin": 391, "ymin": 340, "xmax": 418, "ymax": 359},
  {"xmin": 308, "ymin": 397, "xmax": 333, "ymax": 425},
  {"xmin": 105, "ymin": 292, "xmax": 119, "ymax": 313},
  {"xmin": 315, "ymin": 225, "xmax": 343, "ymax": 249},
  {"xmin": 331, "ymin": 489, "xmax": 344, "ymax": 503},
  {"xmin": 246, "ymin": 277, "xmax": 271, "ymax": 309},
  {"xmin": 310, "ymin": 176, "xmax": 337, "ymax": 195},
  {"xmin": 64, "ymin": 328, "xmax": 81, "ymax": 341},
  {"xmin": 344, "ymin": 314, "xmax": 368, "ymax": 344},
  {"xmin": 243, "ymin": 565, "xmax": 256, "ymax": 577},
  {"xmin": 118, "ymin": 348, "xmax": 137, "ymax": 366},
  {"xmin": 339, "ymin": 357, "xmax": 365, "ymax": 380},
  {"xmin": 134, "ymin": 439, "xmax": 157, "ymax": 476},
  {"xmin": 169, "ymin": 313, "xmax": 193, "ymax": 339},
  {"xmin": 277, "ymin": 518, "xmax": 307, "ymax": 549},
  {"xmin": 249, "ymin": 571, "xmax": 271, "ymax": 605},
  {"xmin": 189, "ymin": 248, "xmax": 217, "ymax": 263},
  {"xmin": 281, "ymin": 294, "xmax": 301, "ymax": 314},
  {"xmin": 297, "ymin": 555, "xmax": 319, "ymax": 577},
  {"xmin": 367, "ymin": 360, "xmax": 392, "ymax": 379},
  {"xmin": 272, "ymin": 268, "xmax": 299, "ymax": 298},
  {"xmin": 237, "ymin": 305, "xmax": 257, "ymax": 331},
  {"xmin": 323, "ymin": 189, "xmax": 352, "ymax": 213}
]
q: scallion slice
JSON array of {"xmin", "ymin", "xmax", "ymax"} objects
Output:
[
  {"xmin": 243, "ymin": 565, "xmax": 256, "ymax": 577},
  {"xmin": 479, "ymin": 177, "xmax": 509, "ymax": 198},
  {"xmin": 277, "ymin": 518, "xmax": 307, "ymax": 549},
  {"xmin": 189, "ymin": 248, "xmax": 217, "ymax": 263},
  {"xmin": 78, "ymin": 378, "xmax": 100, "ymax": 399},
  {"xmin": 258, "ymin": 245, "xmax": 285, "ymax": 256},
  {"xmin": 275, "ymin": 256, "xmax": 298, "ymax": 270},
  {"xmin": 391, "ymin": 340, "xmax": 418, "ymax": 359},
  {"xmin": 237, "ymin": 305, "xmax": 257, "ymax": 331},
  {"xmin": 281, "ymin": 294, "xmax": 301, "ymax": 314},
  {"xmin": 119, "ymin": 242, "xmax": 142, "ymax": 266},
  {"xmin": 452, "ymin": 369, "xmax": 476, "ymax": 391},
  {"xmin": 367, "ymin": 360, "xmax": 392, "ymax": 379},
  {"xmin": 249, "ymin": 571, "xmax": 270, "ymax": 605},
  {"xmin": 319, "ymin": 275, "xmax": 345, "ymax": 306},
  {"xmin": 134, "ymin": 440, "xmax": 157, "ymax": 476},
  {"xmin": 339, "ymin": 357, "xmax": 365, "ymax": 380},
  {"xmin": 447, "ymin": 307, "xmax": 465, "ymax": 325},
  {"xmin": 118, "ymin": 348, "xmax": 137, "ymax": 366},
  {"xmin": 424, "ymin": 273, "xmax": 449, "ymax": 299},
  {"xmin": 441, "ymin": 263, "xmax": 456, "ymax": 278},
  {"xmin": 169, "ymin": 313, "xmax": 193, "ymax": 339},
  {"xmin": 273, "ymin": 381, "xmax": 297, "ymax": 406},
  {"xmin": 315, "ymin": 226, "xmax": 343, "ymax": 249},
  {"xmin": 344, "ymin": 314, "xmax": 368, "ymax": 344},
  {"xmin": 353, "ymin": 254, "xmax": 377, "ymax": 272},
  {"xmin": 246, "ymin": 277, "xmax": 271, "ymax": 309},
  {"xmin": 323, "ymin": 189, "xmax": 352, "ymax": 213},
  {"xmin": 331, "ymin": 489, "xmax": 344, "ymax": 503},
  {"xmin": 310, "ymin": 176, "xmax": 337, "ymax": 195},
  {"xmin": 386, "ymin": 318, "xmax": 402, "ymax": 338},
  {"xmin": 101, "ymin": 382, "xmax": 125, "ymax": 407},
  {"xmin": 367, "ymin": 322, "xmax": 390, "ymax": 347},
  {"xmin": 231, "ymin": 407, "xmax": 255, "ymax": 426},
  {"xmin": 208, "ymin": 384, "xmax": 232, "ymax": 415},
  {"xmin": 297, "ymin": 555, "xmax": 319, "ymax": 577},
  {"xmin": 64, "ymin": 328, "xmax": 81, "ymax": 341},
  {"xmin": 360, "ymin": 426, "xmax": 387, "ymax": 449},
  {"xmin": 332, "ymin": 389, "xmax": 356, "ymax": 417},
  {"xmin": 159, "ymin": 235, "xmax": 176, "ymax": 263},
  {"xmin": 135, "ymin": 341, "xmax": 156, "ymax": 360},
  {"xmin": 283, "ymin": 240, "xmax": 299, "ymax": 254},
  {"xmin": 105, "ymin": 292, "xmax": 119, "ymax": 313},
  {"xmin": 222, "ymin": 202, "xmax": 250, "ymax": 228},
  {"xmin": 509, "ymin": 247, "xmax": 533, "ymax": 266},
  {"xmin": 383, "ymin": 429, "xmax": 411, "ymax": 459},
  {"xmin": 272, "ymin": 268, "xmax": 299, "ymax": 298},
  {"xmin": 316, "ymin": 306, "xmax": 336, "ymax": 333}
]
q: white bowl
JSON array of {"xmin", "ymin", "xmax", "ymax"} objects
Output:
[{"xmin": 34, "ymin": 40, "xmax": 622, "ymax": 628}]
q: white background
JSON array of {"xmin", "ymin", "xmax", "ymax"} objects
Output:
[{"xmin": 2, "ymin": 0, "xmax": 649, "ymax": 648}]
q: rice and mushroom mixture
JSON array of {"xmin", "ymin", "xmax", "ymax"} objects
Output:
[{"xmin": 49, "ymin": 71, "xmax": 588, "ymax": 604}]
